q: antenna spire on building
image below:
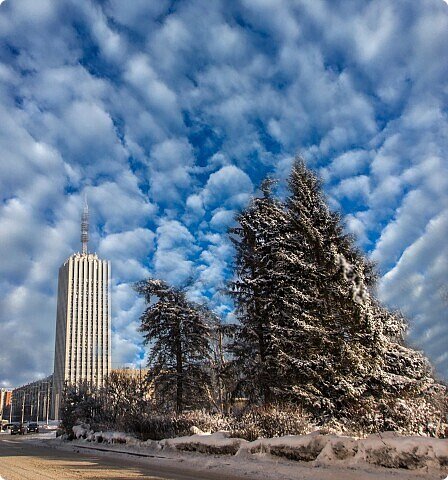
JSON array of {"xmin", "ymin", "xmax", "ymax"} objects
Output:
[{"xmin": 81, "ymin": 194, "xmax": 89, "ymax": 254}]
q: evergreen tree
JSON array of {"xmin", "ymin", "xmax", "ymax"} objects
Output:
[
  {"xmin": 135, "ymin": 279, "xmax": 213, "ymax": 413},
  {"xmin": 228, "ymin": 178, "xmax": 288, "ymax": 404},
  {"xmin": 276, "ymin": 159, "xmax": 375, "ymax": 414},
  {"xmin": 276, "ymin": 158, "xmax": 439, "ymax": 422},
  {"xmin": 229, "ymin": 157, "xmax": 444, "ymax": 431}
]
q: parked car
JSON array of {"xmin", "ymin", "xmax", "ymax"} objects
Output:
[
  {"xmin": 10, "ymin": 423, "xmax": 22, "ymax": 435},
  {"xmin": 11, "ymin": 423, "xmax": 28, "ymax": 435},
  {"xmin": 27, "ymin": 422, "xmax": 39, "ymax": 433},
  {"xmin": 2, "ymin": 423, "xmax": 14, "ymax": 431}
]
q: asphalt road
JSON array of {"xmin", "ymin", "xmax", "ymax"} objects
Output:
[{"xmin": 0, "ymin": 435, "xmax": 250, "ymax": 480}]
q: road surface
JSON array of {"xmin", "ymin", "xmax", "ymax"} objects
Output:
[{"xmin": 0, "ymin": 434, "xmax": 251, "ymax": 480}]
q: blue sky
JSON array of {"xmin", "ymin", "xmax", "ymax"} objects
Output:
[{"xmin": 0, "ymin": 0, "xmax": 447, "ymax": 387}]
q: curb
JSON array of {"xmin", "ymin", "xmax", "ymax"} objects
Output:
[{"xmin": 73, "ymin": 443, "xmax": 170, "ymax": 459}]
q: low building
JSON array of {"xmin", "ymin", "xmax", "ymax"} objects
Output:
[
  {"xmin": 11, "ymin": 375, "xmax": 53, "ymax": 423},
  {"xmin": 0, "ymin": 388, "xmax": 13, "ymax": 423},
  {"xmin": 110, "ymin": 368, "xmax": 153, "ymax": 401},
  {"xmin": 111, "ymin": 367, "xmax": 149, "ymax": 380}
]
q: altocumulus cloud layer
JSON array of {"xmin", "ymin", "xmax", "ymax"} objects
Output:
[{"xmin": 0, "ymin": 0, "xmax": 447, "ymax": 387}]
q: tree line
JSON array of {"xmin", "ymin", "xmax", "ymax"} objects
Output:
[
  {"xmin": 62, "ymin": 158, "xmax": 446, "ymax": 437},
  {"xmin": 133, "ymin": 158, "xmax": 445, "ymax": 433}
]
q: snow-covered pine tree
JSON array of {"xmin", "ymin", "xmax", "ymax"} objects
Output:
[
  {"xmin": 228, "ymin": 178, "xmax": 289, "ymax": 404},
  {"xmin": 277, "ymin": 158, "xmax": 377, "ymax": 415},
  {"xmin": 280, "ymin": 158, "xmax": 444, "ymax": 430},
  {"xmin": 357, "ymin": 303, "xmax": 443, "ymax": 434},
  {"xmin": 135, "ymin": 279, "xmax": 213, "ymax": 413}
]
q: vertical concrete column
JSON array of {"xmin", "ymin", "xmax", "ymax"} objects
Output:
[
  {"xmin": 97, "ymin": 260, "xmax": 103, "ymax": 383},
  {"xmin": 64, "ymin": 258, "xmax": 73, "ymax": 384},
  {"xmin": 76, "ymin": 257, "xmax": 83, "ymax": 384},
  {"xmin": 82, "ymin": 257, "xmax": 88, "ymax": 380},
  {"xmin": 92, "ymin": 259, "xmax": 97, "ymax": 388},
  {"xmin": 87, "ymin": 256, "xmax": 92, "ymax": 384},
  {"xmin": 102, "ymin": 260, "xmax": 107, "ymax": 387},
  {"xmin": 107, "ymin": 260, "xmax": 111, "ymax": 378},
  {"xmin": 70, "ymin": 257, "xmax": 78, "ymax": 384}
]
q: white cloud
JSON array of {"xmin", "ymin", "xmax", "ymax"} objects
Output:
[
  {"xmin": 86, "ymin": 180, "xmax": 157, "ymax": 234},
  {"xmin": 333, "ymin": 175, "xmax": 370, "ymax": 202},
  {"xmin": 100, "ymin": 228, "xmax": 154, "ymax": 260},
  {"xmin": 1, "ymin": 0, "xmax": 448, "ymax": 385},
  {"xmin": 202, "ymin": 165, "xmax": 254, "ymax": 209},
  {"xmin": 210, "ymin": 209, "xmax": 235, "ymax": 231},
  {"xmin": 323, "ymin": 150, "xmax": 372, "ymax": 180},
  {"xmin": 124, "ymin": 54, "xmax": 182, "ymax": 129},
  {"xmin": 148, "ymin": 138, "xmax": 195, "ymax": 204},
  {"xmin": 99, "ymin": 228, "xmax": 154, "ymax": 282},
  {"xmin": 378, "ymin": 210, "xmax": 448, "ymax": 371},
  {"xmin": 153, "ymin": 219, "xmax": 197, "ymax": 285}
]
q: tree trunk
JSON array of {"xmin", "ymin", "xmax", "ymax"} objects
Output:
[{"xmin": 175, "ymin": 320, "xmax": 183, "ymax": 413}]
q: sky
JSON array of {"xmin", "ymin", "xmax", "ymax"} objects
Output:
[{"xmin": 0, "ymin": 0, "xmax": 447, "ymax": 388}]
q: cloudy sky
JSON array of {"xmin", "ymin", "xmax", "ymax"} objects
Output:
[{"xmin": 0, "ymin": 0, "xmax": 447, "ymax": 388}]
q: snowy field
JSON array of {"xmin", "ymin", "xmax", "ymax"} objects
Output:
[{"xmin": 22, "ymin": 426, "xmax": 448, "ymax": 480}]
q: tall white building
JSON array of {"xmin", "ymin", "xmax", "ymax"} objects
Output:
[{"xmin": 52, "ymin": 201, "xmax": 111, "ymax": 419}]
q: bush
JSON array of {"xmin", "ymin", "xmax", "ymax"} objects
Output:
[
  {"xmin": 315, "ymin": 386, "xmax": 448, "ymax": 439},
  {"xmin": 60, "ymin": 378, "xmax": 447, "ymax": 442},
  {"xmin": 356, "ymin": 394, "xmax": 448, "ymax": 437},
  {"xmin": 121, "ymin": 406, "xmax": 314, "ymax": 442},
  {"xmin": 60, "ymin": 382, "xmax": 103, "ymax": 438},
  {"xmin": 122, "ymin": 411, "xmax": 230, "ymax": 441},
  {"xmin": 229, "ymin": 405, "xmax": 314, "ymax": 441}
]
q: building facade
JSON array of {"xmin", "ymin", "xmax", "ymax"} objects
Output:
[
  {"xmin": 52, "ymin": 202, "xmax": 111, "ymax": 419},
  {"xmin": 10, "ymin": 376, "xmax": 52, "ymax": 423},
  {"xmin": 0, "ymin": 388, "xmax": 13, "ymax": 423}
]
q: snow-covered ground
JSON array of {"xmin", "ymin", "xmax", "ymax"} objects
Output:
[{"xmin": 26, "ymin": 426, "xmax": 447, "ymax": 480}]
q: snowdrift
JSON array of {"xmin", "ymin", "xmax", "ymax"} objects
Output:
[
  {"xmin": 71, "ymin": 426, "xmax": 448, "ymax": 471},
  {"xmin": 162, "ymin": 431, "xmax": 245, "ymax": 455}
]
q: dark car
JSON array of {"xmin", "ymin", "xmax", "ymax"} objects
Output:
[
  {"xmin": 10, "ymin": 423, "xmax": 28, "ymax": 435},
  {"xmin": 10, "ymin": 423, "xmax": 22, "ymax": 435},
  {"xmin": 27, "ymin": 423, "xmax": 39, "ymax": 433}
]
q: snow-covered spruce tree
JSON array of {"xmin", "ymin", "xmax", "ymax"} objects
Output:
[
  {"xmin": 275, "ymin": 158, "xmax": 377, "ymax": 415},
  {"xmin": 228, "ymin": 178, "xmax": 289, "ymax": 404},
  {"xmin": 279, "ymin": 158, "xmax": 444, "ymax": 431},
  {"xmin": 135, "ymin": 279, "xmax": 214, "ymax": 413}
]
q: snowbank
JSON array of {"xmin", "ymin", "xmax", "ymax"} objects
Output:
[
  {"xmin": 73, "ymin": 425, "xmax": 89, "ymax": 439},
  {"xmin": 247, "ymin": 431, "xmax": 448, "ymax": 470},
  {"xmin": 356, "ymin": 432, "xmax": 448, "ymax": 470},
  {"xmin": 72, "ymin": 426, "xmax": 139, "ymax": 445},
  {"xmin": 162, "ymin": 431, "xmax": 246, "ymax": 455},
  {"xmin": 91, "ymin": 431, "xmax": 132, "ymax": 444},
  {"xmin": 70, "ymin": 426, "xmax": 448, "ymax": 471}
]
